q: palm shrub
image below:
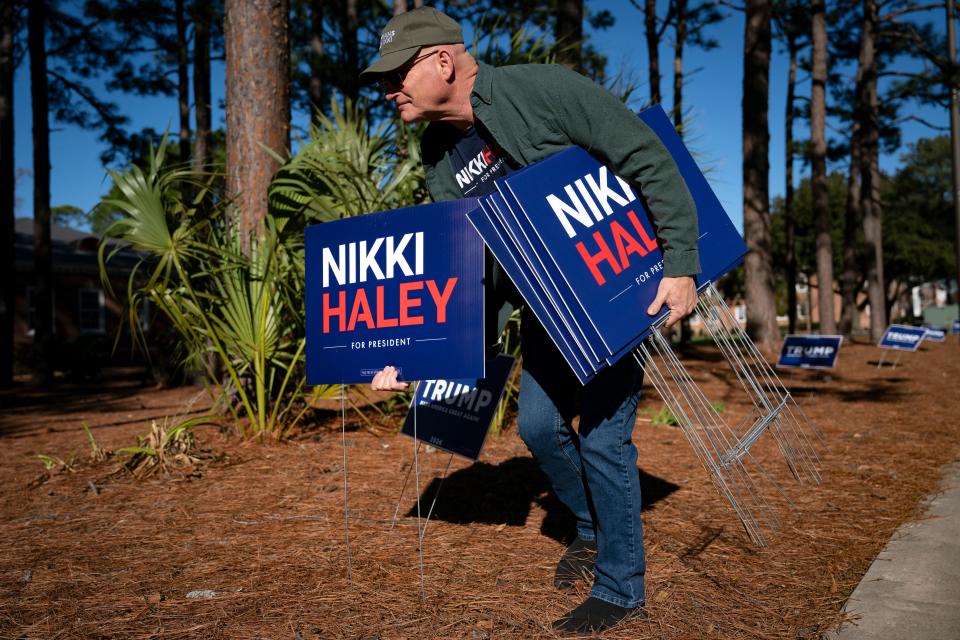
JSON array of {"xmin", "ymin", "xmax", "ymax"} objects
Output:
[
  {"xmin": 268, "ymin": 98, "xmax": 428, "ymax": 227},
  {"xmin": 99, "ymin": 101, "xmax": 428, "ymax": 439},
  {"xmin": 99, "ymin": 137, "xmax": 309, "ymax": 439}
]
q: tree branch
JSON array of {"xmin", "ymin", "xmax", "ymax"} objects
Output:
[
  {"xmin": 880, "ymin": 2, "xmax": 945, "ymax": 22},
  {"xmin": 897, "ymin": 114, "xmax": 950, "ymax": 130}
]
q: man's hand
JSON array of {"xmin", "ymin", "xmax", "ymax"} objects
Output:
[
  {"xmin": 646, "ymin": 276, "xmax": 698, "ymax": 329},
  {"xmin": 370, "ymin": 365, "xmax": 410, "ymax": 391}
]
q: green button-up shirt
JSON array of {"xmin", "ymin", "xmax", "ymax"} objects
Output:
[{"xmin": 422, "ymin": 62, "xmax": 701, "ymax": 277}]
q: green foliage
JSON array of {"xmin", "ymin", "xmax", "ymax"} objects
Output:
[
  {"xmin": 490, "ymin": 308, "xmax": 523, "ymax": 437},
  {"xmin": 881, "ymin": 136, "xmax": 956, "ymax": 290},
  {"xmin": 652, "ymin": 406, "xmax": 679, "ymax": 427},
  {"xmin": 114, "ymin": 415, "xmax": 220, "ymax": 477},
  {"xmin": 98, "ymin": 132, "xmax": 309, "ymax": 439},
  {"xmin": 100, "ymin": 102, "xmax": 426, "ymax": 439},
  {"xmin": 269, "ymin": 99, "xmax": 427, "ymax": 228}
]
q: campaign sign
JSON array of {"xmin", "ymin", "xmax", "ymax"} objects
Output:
[
  {"xmin": 878, "ymin": 324, "xmax": 926, "ymax": 352},
  {"xmin": 777, "ymin": 335, "xmax": 843, "ymax": 369},
  {"xmin": 400, "ymin": 354, "xmax": 516, "ymax": 460},
  {"xmin": 468, "ymin": 105, "xmax": 747, "ymax": 377},
  {"xmin": 468, "ymin": 202, "xmax": 593, "ymax": 382},
  {"xmin": 922, "ymin": 324, "xmax": 946, "ymax": 342},
  {"xmin": 305, "ymin": 200, "xmax": 485, "ymax": 384}
]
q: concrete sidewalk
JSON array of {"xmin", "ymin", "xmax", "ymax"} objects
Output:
[{"xmin": 831, "ymin": 460, "xmax": 960, "ymax": 640}]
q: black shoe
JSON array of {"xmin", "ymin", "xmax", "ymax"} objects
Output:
[
  {"xmin": 552, "ymin": 597, "xmax": 647, "ymax": 635},
  {"xmin": 554, "ymin": 536, "xmax": 597, "ymax": 592}
]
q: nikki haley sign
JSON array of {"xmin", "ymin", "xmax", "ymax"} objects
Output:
[
  {"xmin": 305, "ymin": 200, "xmax": 485, "ymax": 384},
  {"xmin": 468, "ymin": 105, "xmax": 748, "ymax": 384}
]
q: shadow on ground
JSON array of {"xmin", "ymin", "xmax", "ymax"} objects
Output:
[{"xmin": 407, "ymin": 456, "xmax": 680, "ymax": 543}]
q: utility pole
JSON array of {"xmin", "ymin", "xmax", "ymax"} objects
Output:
[{"xmin": 949, "ymin": 0, "xmax": 960, "ymax": 306}]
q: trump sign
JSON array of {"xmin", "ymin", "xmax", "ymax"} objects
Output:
[{"xmin": 777, "ymin": 335, "xmax": 843, "ymax": 369}]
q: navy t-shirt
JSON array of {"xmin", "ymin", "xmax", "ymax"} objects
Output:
[
  {"xmin": 448, "ymin": 124, "xmax": 520, "ymax": 351},
  {"xmin": 449, "ymin": 125, "xmax": 512, "ymax": 198}
]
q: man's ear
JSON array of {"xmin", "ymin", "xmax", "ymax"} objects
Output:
[{"xmin": 438, "ymin": 49, "xmax": 456, "ymax": 82}]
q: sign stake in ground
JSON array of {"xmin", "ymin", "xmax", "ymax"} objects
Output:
[
  {"xmin": 340, "ymin": 385, "xmax": 353, "ymax": 584},
  {"xmin": 876, "ymin": 324, "xmax": 927, "ymax": 369}
]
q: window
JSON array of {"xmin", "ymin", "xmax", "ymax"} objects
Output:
[
  {"xmin": 734, "ymin": 304, "xmax": 747, "ymax": 323},
  {"xmin": 79, "ymin": 289, "xmax": 105, "ymax": 334},
  {"xmin": 796, "ymin": 274, "xmax": 809, "ymax": 294},
  {"xmin": 26, "ymin": 287, "xmax": 56, "ymax": 336}
]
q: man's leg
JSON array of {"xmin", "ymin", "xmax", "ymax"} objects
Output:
[
  {"xmin": 577, "ymin": 356, "xmax": 646, "ymax": 608},
  {"xmin": 516, "ymin": 311, "xmax": 595, "ymax": 544}
]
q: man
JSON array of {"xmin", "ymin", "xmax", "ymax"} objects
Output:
[{"xmin": 363, "ymin": 6, "xmax": 700, "ymax": 635}]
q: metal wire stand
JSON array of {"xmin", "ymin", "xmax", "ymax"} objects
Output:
[
  {"xmin": 695, "ymin": 284, "xmax": 824, "ymax": 484},
  {"xmin": 633, "ymin": 285, "xmax": 825, "ymax": 545},
  {"xmin": 635, "ymin": 330, "xmax": 786, "ymax": 546}
]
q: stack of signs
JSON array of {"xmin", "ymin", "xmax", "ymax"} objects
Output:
[
  {"xmin": 400, "ymin": 354, "xmax": 516, "ymax": 460},
  {"xmin": 305, "ymin": 200, "xmax": 485, "ymax": 384},
  {"xmin": 922, "ymin": 324, "xmax": 947, "ymax": 342},
  {"xmin": 466, "ymin": 105, "xmax": 748, "ymax": 384},
  {"xmin": 878, "ymin": 324, "xmax": 927, "ymax": 352},
  {"xmin": 777, "ymin": 335, "xmax": 843, "ymax": 369}
]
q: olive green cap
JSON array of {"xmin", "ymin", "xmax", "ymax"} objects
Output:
[{"xmin": 359, "ymin": 6, "xmax": 464, "ymax": 83}]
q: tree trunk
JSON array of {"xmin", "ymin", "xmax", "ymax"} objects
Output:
[
  {"xmin": 784, "ymin": 35, "xmax": 798, "ymax": 334},
  {"xmin": 193, "ymin": 0, "xmax": 211, "ymax": 169},
  {"xmin": 857, "ymin": 0, "xmax": 886, "ymax": 339},
  {"xmin": 393, "ymin": 0, "xmax": 406, "ymax": 16},
  {"xmin": 644, "ymin": 0, "xmax": 662, "ymax": 105},
  {"xmin": 341, "ymin": 0, "xmax": 358, "ymax": 108},
  {"xmin": 555, "ymin": 0, "xmax": 583, "ymax": 71},
  {"xmin": 309, "ymin": 0, "xmax": 324, "ymax": 120},
  {"xmin": 29, "ymin": 0, "xmax": 53, "ymax": 384},
  {"xmin": 811, "ymin": 0, "xmax": 835, "ymax": 334},
  {"xmin": 840, "ymin": 121, "xmax": 862, "ymax": 336},
  {"xmin": 0, "ymin": 0, "xmax": 14, "ymax": 387},
  {"xmin": 742, "ymin": 0, "xmax": 779, "ymax": 354},
  {"xmin": 672, "ymin": 0, "xmax": 692, "ymax": 346},
  {"xmin": 672, "ymin": 0, "xmax": 687, "ymax": 128},
  {"xmin": 175, "ymin": 0, "xmax": 191, "ymax": 165},
  {"xmin": 225, "ymin": 0, "xmax": 290, "ymax": 250}
]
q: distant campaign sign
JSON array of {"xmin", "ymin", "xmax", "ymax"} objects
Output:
[
  {"xmin": 305, "ymin": 200, "xmax": 485, "ymax": 384},
  {"xmin": 400, "ymin": 354, "xmax": 516, "ymax": 460},
  {"xmin": 878, "ymin": 324, "xmax": 926, "ymax": 351},
  {"xmin": 777, "ymin": 335, "xmax": 843, "ymax": 369},
  {"xmin": 922, "ymin": 324, "xmax": 946, "ymax": 342}
]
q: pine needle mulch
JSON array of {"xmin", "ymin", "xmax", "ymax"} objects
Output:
[{"xmin": 1, "ymin": 340, "xmax": 958, "ymax": 639}]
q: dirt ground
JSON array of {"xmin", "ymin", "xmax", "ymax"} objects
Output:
[{"xmin": 1, "ymin": 338, "xmax": 958, "ymax": 639}]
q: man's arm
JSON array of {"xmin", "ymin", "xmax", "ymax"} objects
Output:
[{"xmin": 542, "ymin": 66, "xmax": 700, "ymax": 280}]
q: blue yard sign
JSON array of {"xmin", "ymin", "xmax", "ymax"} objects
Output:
[
  {"xmin": 878, "ymin": 324, "xmax": 927, "ymax": 351},
  {"xmin": 305, "ymin": 200, "xmax": 485, "ymax": 384},
  {"xmin": 400, "ymin": 354, "xmax": 516, "ymax": 460},
  {"xmin": 922, "ymin": 324, "xmax": 946, "ymax": 342},
  {"xmin": 467, "ymin": 105, "xmax": 748, "ymax": 384},
  {"xmin": 777, "ymin": 335, "xmax": 843, "ymax": 369},
  {"xmin": 954, "ymin": 319, "xmax": 960, "ymax": 334}
]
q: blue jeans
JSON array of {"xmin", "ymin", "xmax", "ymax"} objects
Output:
[{"xmin": 517, "ymin": 310, "xmax": 646, "ymax": 608}]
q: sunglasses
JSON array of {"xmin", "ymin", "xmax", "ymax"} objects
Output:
[{"xmin": 380, "ymin": 50, "xmax": 440, "ymax": 91}]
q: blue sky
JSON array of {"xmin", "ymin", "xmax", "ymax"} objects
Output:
[{"xmin": 10, "ymin": 1, "xmax": 952, "ymax": 233}]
